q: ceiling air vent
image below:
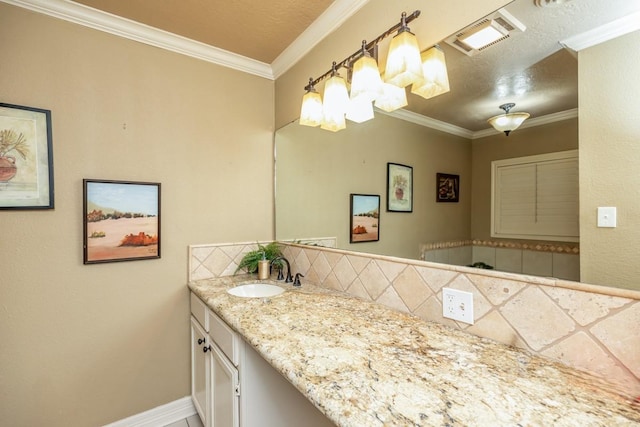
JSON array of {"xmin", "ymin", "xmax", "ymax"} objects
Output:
[{"xmin": 445, "ymin": 9, "xmax": 526, "ymax": 56}]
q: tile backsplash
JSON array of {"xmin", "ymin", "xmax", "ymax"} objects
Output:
[
  {"xmin": 420, "ymin": 239, "xmax": 580, "ymax": 281},
  {"xmin": 189, "ymin": 241, "xmax": 640, "ymax": 397}
]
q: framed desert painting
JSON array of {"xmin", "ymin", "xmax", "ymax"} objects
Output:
[
  {"xmin": 83, "ymin": 179, "xmax": 161, "ymax": 264},
  {"xmin": 350, "ymin": 193, "xmax": 380, "ymax": 243}
]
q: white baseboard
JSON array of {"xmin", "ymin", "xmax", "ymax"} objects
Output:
[{"xmin": 104, "ymin": 396, "xmax": 197, "ymax": 427}]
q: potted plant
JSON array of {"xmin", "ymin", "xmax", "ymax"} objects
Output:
[
  {"xmin": 235, "ymin": 242, "xmax": 283, "ymax": 274},
  {"xmin": 0, "ymin": 129, "xmax": 30, "ymax": 182},
  {"xmin": 392, "ymin": 174, "xmax": 408, "ymax": 200}
]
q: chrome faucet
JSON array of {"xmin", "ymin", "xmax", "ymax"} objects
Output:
[{"xmin": 272, "ymin": 256, "xmax": 293, "ymax": 283}]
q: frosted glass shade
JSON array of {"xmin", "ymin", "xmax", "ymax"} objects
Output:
[
  {"xmin": 320, "ymin": 112, "xmax": 346, "ymax": 132},
  {"xmin": 321, "ymin": 74, "xmax": 349, "ymax": 132},
  {"xmin": 374, "ymin": 83, "xmax": 408, "ymax": 112},
  {"xmin": 411, "ymin": 46, "xmax": 450, "ymax": 100},
  {"xmin": 346, "ymin": 97, "xmax": 375, "ymax": 123},
  {"xmin": 487, "ymin": 112, "xmax": 530, "ymax": 135},
  {"xmin": 350, "ymin": 54, "xmax": 383, "ymax": 102},
  {"xmin": 384, "ymin": 30, "xmax": 423, "ymax": 88},
  {"xmin": 299, "ymin": 90, "xmax": 323, "ymax": 127}
]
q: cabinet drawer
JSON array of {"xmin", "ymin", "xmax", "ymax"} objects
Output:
[
  {"xmin": 208, "ymin": 310, "xmax": 240, "ymax": 366},
  {"xmin": 190, "ymin": 292, "xmax": 209, "ymax": 332}
]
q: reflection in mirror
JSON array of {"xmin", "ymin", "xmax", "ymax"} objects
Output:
[
  {"xmin": 276, "ymin": 0, "xmax": 640, "ymax": 290},
  {"xmin": 275, "ymin": 112, "xmax": 578, "ymax": 275}
]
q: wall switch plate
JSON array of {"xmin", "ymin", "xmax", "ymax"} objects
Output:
[
  {"xmin": 442, "ymin": 288, "xmax": 474, "ymax": 324},
  {"xmin": 597, "ymin": 207, "xmax": 617, "ymax": 228}
]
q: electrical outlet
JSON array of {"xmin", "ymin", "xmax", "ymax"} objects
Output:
[{"xmin": 442, "ymin": 288, "xmax": 474, "ymax": 324}]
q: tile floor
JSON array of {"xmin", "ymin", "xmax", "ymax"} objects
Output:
[{"xmin": 164, "ymin": 414, "xmax": 203, "ymax": 427}]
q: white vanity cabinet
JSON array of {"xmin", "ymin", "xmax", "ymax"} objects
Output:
[
  {"xmin": 190, "ymin": 293, "xmax": 210, "ymax": 425},
  {"xmin": 191, "ymin": 293, "xmax": 240, "ymax": 427},
  {"xmin": 207, "ymin": 308, "xmax": 240, "ymax": 427},
  {"xmin": 190, "ymin": 292, "xmax": 332, "ymax": 427},
  {"xmin": 190, "ymin": 316, "xmax": 209, "ymax": 424}
]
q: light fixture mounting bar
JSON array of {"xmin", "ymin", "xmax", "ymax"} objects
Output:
[
  {"xmin": 500, "ymin": 102, "xmax": 515, "ymax": 113},
  {"xmin": 304, "ymin": 10, "xmax": 421, "ymax": 91}
]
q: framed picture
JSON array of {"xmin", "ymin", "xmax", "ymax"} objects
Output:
[
  {"xmin": 387, "ymin": 162, "xmax": 412, "ymax": 212},
  {"xmin": 350, "ymin": 194, "xmax": 380, "ymax": 243},
  {"xmin": 436, "ymin": 173, "xmax": 459, "ymax": 203},
  {"xmin": 0, "ymin": 103, "xmax": 54, "ymax": 209},
  {"xmin": 83, "ymin": 179, "xmax": 161, "ymax": 264}
]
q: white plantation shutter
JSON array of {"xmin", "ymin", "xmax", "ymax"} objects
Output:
[{"xmin": 492, "ymin": 150, "xmax": 579, "ymax": 241}]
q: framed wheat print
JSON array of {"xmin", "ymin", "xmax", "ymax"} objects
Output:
[
  {"xmin": 0, "ymin": 103, "xmax": 54, "ymax": 209},
  {"xmin": 83, "ymin": 179, "xmax": 161, "ymax": 264},
  {"xmin": 387, "ymin": 162, "xmax": 412, "ymax": 212}
]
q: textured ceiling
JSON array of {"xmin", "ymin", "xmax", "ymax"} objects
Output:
[
  {"xmin": 71, "ymin": 0, "xmax": 334, "ymax": 63},
  {"xmin": 66, "ymin": 0, "xmax": 640, "ymax": 131},
  {"xmin": 405, "ymin": 0, "xmax": 640, "ymax": 131}
]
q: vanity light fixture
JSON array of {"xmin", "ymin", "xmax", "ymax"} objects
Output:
[
  {"xmin": 487, "ymin": 103, "xmax": 530, "ymax": 136},
  {"xmin": 384, "ymin": 12, "xmax": 424, "ymax": 88},
  {"xmin": 299, "ymin": 79, "xmax": 323, "ymax": 127},
  {"xmin": 299, "ymin": 10, "xmax": 450, "ymax": 131},
  {"xmin": 411, "ymin": 45, "xmax": 450, "ymax": 100},
  {"xmin": 349, "ymin": 41, "xmax": 384, "ymax": 103},
  {"xmin": 374, "ymin": 82, "xmax": 408, "ymax": 112},
  {"xmin": 320, "ymin": 62, "xmax": 350, "ymax": 132}
]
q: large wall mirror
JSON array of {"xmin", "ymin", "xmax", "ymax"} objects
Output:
[{"xmin": 275, "ymin": 0, "xmax": 640, "ymax": 291}]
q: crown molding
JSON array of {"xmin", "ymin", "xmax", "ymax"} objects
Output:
[
  {"xmin": 377, "ymin": 107, "xmax": 578, "ymax": 140},
  {"xmin": 471, "ymin": 108, "xmax": 578, "ymax": 139},
  {"xmin": 560, "ymin": 11, "xmax": 640, "ymax": 52},
  {"xmin": 377, "ymin": 109, "xmax": 475, "ymax": 139},
  {"xmin": 270, "ymin": 0, "xmax": 370, "ymax": 79},
  {"xmin": 3, "ymin": 0, "xmax": 371, "ymax": 80},
  {"xmin": 2, "ymin": 0, "xmax": 274, "ymax": 79}
]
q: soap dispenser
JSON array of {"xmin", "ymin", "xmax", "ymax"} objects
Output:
[{"xmin": 257, "ymin": 252, "xmax": 270, "ymax": 280}]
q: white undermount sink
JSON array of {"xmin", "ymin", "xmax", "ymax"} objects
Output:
[{"xmin": 227, "ymin": 283, "xmax": 285, "ymax": 298}]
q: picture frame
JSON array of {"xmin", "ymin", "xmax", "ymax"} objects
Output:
[
  {"xmin": 350, "ymin": 194, "xmax": 380, "ymax": 243},
  {"xmin": 387, "ymin": 162, "xmax": 412, "ymax": 212},
  {"xmin": 83, "ymin": 179, "xmax": 161, "ymax": 264},
  {"xmin": 0, "ymin": 103, "xmax": 54, "ymax": 209},
  {"xmin": 436, "ymin": 173, "xmax": 460, "ymax": 203}
]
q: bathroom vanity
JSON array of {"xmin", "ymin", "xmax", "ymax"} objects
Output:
[
  {"xmin": 189, "ymin": 275, "xmax": 639, "ymax": 426},
  {"xmin": 190, "ymin": 291, "xmax": 333, "ymax": 427}
]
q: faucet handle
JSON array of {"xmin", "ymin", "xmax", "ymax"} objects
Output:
[{"xmin": 293, "ymin": 273, "xmax": 304, "ymax": 286}]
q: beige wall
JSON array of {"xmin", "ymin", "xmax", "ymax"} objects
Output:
[
  {"xmin": 471, "ymin": 118, "xmax": 579, "ymax": 240},
  {"xmin": 275, "ymin": 0, "xmax": 510, "ymax": 128},
  {"xmin": 276, "ymin": 114, "xmax": 471, "ymax": 259},
  {"xmin": 0, "ymin": 4, "xmax": 274, "ymax": 426},
  {"xmin": 579, "ymin": 30, "xmax": 640, "ymax": 290}
]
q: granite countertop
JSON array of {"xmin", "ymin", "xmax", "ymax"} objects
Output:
[{"xmin": 189, "ymin": 275, "xmax": 640, "ymax": 427}]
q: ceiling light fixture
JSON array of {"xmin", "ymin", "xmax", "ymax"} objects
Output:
[
  {"xmin": 299, "ymin": 10, "xmax": 450, "ymax": 132},
  {"xmin": 445, "ymin": 10, "xmax": 526, "ymax": 57},
  {"xmin": 487, "ymin": 103, "xmax": 530, "ymax": 136},
  {"xmin": 458, "ymin": 20, "xmax": 507, "ymax": 50}
]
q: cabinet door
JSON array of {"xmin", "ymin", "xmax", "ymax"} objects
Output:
[
  {"xmin": 191, "ymin": 317, "xmax": 209, "ymax": 426},
  {"xmin": 210, "ymin": 343, "xmax": 239, "ymax": 427}
]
